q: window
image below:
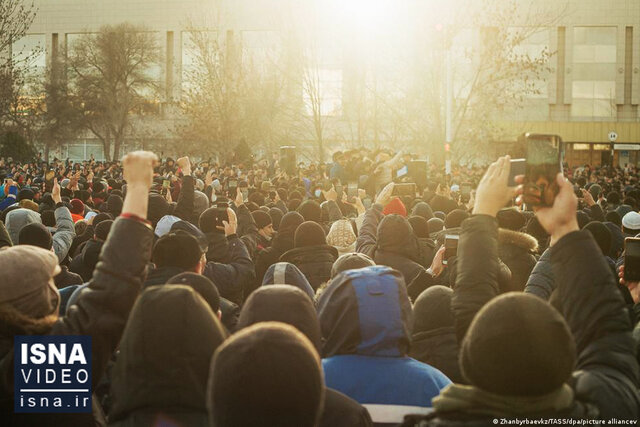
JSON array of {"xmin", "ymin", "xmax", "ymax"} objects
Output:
[
  {"xmin": 571, "ymin": 27, "xmax": 616, "ymax": 118},
  {"xmin": 572, "ymin": 144, "xmax": 590, "ymax": 150}
]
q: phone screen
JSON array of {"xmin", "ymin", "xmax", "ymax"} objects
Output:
[
  {"xmin": 392, "ymin": 183, "xmax": 416, "ymax": 197},
  {"xmin": 508, "ymin": 159, "xmax": 526, "ymax": 187},
  {"xmin": 624, "ymin": 238, "xmax": 640, "ymax": 281},
  {"xmin": 163, "ymin": 179, "xmax": 170, "ymax": 189},
  {"xmin": 396, "ymin": 165, "xmax": 408, "ymax": 178},
  {"xmin": 522, "ymin": 134, "xmax": 563, "ymax": 207},
  {"xmin": 443, "ymin": 235, "xmax": 459, "ymax": 265}
]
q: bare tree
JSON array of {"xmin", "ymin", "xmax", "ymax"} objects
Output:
[{"xmin": 67, "ymin": 23, "xmax": 161, "ymax": 161}]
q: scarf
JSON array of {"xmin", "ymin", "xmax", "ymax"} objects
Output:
[{"xmin": 433, "ymin": 383, "xmax": 574, "ymax": 418}]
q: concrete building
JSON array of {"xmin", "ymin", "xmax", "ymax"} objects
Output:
[{"xmin": 15, "ymin": 0, "xmax": 640, "ymax": 165}]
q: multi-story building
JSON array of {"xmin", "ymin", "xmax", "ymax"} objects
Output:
[{"xmin": 16, "ymin": 0, "xmax": 640, "ymax": 166}]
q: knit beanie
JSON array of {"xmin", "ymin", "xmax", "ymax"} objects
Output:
[
  {"xmin": 252, "ymin": 210, "xmax": 272, "ymax": 229},
  {"xmin": 106, "ymin": 194, "xmax": 123, "ymax": 217},
  {"xmin": 496, "ymin": 208, "xmax": 526, "ymax": 231},
  {"xmin": 279, "ymin": 211, "xmax": 305, "ymax": 231},
  {"xmin": 167, "ymin": 272, "xmax": 220, "ymax": 313},
  {"xmin": 583, "ymin": 221, "xmax": 612, "ymax": 256},
  {"xmin": 444, "ymin": 209, "xmax": 469, "ymax": 229},
  {"xmin": 294, "ymin": 221, "xmax": 326, "ymax": 248},
  {"xmin": 382, "ymin": 197, "xmax": 407, "ymax": 217},
  {"xmin": 268, "ymin": 208, "xmax": 284, "ymax": 231},
  {"xmin": 427, "ymin": 217, "xmax": 444, "ymax": 234},
  {"xmin": 408, "ymin": 216, "xmax": 430, "ymax": 238},
  {"xmin": 326, "ymin": 219, "xmax": 357, "ymax": 254},
  {"xmin": 297, "ymin": 200, "xmax": 322, "ymax": 223},
  {"xmin": 70, "ymin": 199, "xmax": 85, "ymax": 215},
  {"xmin": 207, "ymin": 322, "xmax": 324, "ymax": 427},
  {"xmin": 152, "ymin": 231, "xmax": 203, "ymax": 270},
  {"xmin": 412, "ymin": 285, "xmax": 454, "ymax": 333},
  {"xmin": 147, "ymin": 193, "xmax": 171, "ymax": 225},
  {"xmin": 411, "ymin": 202, "xmax": 434, "ymax": 221},
  {"xmin": 17, "ymin": 188, "xmax": 34, "ymax": 201},
  {"xmin": 460, "ymin": 292, "xmax": 576, "ymax": 396},
  {"xmin": 94, "ymin": 220, "xmax": 113, "ymax": 241},
  {"xmin": 330, "ymin": 252, "xmax": 375, "ymax": 278},
  {"xmin": 18, "ymin": 223, "xmax": 53, "ymax": 249}
]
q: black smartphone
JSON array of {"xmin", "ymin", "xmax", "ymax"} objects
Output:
[
  {"xmin": 508, "ymin": 158, "xmax": 526, "ymax": 187},
  {"xmin": 392, "ymin": 183, "xmax": 417, "ymax": 197},
  {"xmin": 521, "ymin": 134, "xmax": 563, "ymax": 207},
  {"xmin": 443, "ymin": 235, "xmax": 459, "ymax": 265},
  {"xmin": 214, "ymin": 202, "xmax": 230, "ymax": 229},
  {"xmin": 624, "ymin": 238, "xmax": 640, "ymax": 281}
]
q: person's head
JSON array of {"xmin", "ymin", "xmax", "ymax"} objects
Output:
[
  {"xmin": 330, "ymin": 252, "xmax": 375, "ymax": 278},
  {"xmin": 167, "ymin": 272, "xmax": 221, "ymax": 319},
  {"xmin": 496, "ymin": 208, "xmax": 526, "ymax": 231},
  {"xmin": 605, "ymin": 210, "xmax": 622, "ymax": 227},
  {"xmin": 427, "ymin": 217, "xmax": 444, "ymax": 234},
  {"xmin": 110, "ymin": 285, "xmax": 226, "ymax": 423},
  {"xmin": 376, "ymin": 214, "xmax": 416, "ymax": 256},
  {"xmin": 199, "ymin": 206, "xmax": 226, "ymax": 234},
  {"xmin": 326, "ymin": 219, "xmax": 357, "ymax": 254},
  {"xmin": 207, "ymin": 322, "xmax": 324, "ymax": 427},
  {"xmin": 382, "ymin": 197, "xmax": 407, "ymax": 217},
  {"xmin": 318, "ymin": 266, "xmax": 411, "ymax": 358},
  {"xmin": 412, "ymin": 286, "xmax": 454, "ymax": 334},
  {"xmin": 460, "ymin": 292, "xmax": 575, "ymax": 396},
  {"xmin": 444, "ymin": 209, "xmax": 469, "ymax": 229},
  {"xmin": 297, "ymin": 200, "xmax": 322, "ymax": 223},
  {"xmin": 411, "ymin": 202, "xmax": 434, "ymax": 221},
  {"xmin": 152, "ymin": 231, "xmax": 205, "ymax": 273},
  {"xmin": 262, "ymin": 262, "xmax": 315, "ymax": 300},
  {"xmin": 607, "ymin": 191, "xmax": 621, "ymax": 205},
  {"xmin": 583, "ymin": 221, "xmax": 612, "ymax": 256},
  {"xmin": 69, "ymin": 199, "xmax": 84, "ymax": 215},
  {"xmin": 0, "ymin": 246, "xmax": 61, "ymax": 333},
  {"xmin": 621, "ymin": 211, "xmax": 640, "ymax": 235},
  {"xmin": 94, "ymin": 220, "xmax": 113, "ymax": 242},
  {"xmin": 252, "ymin": 210, "xmax": 274, "ymax": 241},
  {"xmin": 294, "ymin": 221, "xmax": 326, "ymax": 248},
  {"xmin": 268, "ymin": 207, "xmax": 284, "ymax": 232},
  {"xmin": 18, "ymin": 223, "xmax": 53, "ymax": 249},
  {"xmin": 40, "ymin": 210, "xmax": 56, "ymax": 227},
  {"xmin": 408, "ymin": 216, "xmax": 430, "ymax": 238}
]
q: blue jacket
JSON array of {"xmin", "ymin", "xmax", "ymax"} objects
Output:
[
  {"xmin": 0, "ymin": 186, "xmax": 18, "ymax": 211},
  {"xmin": 318, "ymin": 266, "xmax": 451, "ymax": 426}
]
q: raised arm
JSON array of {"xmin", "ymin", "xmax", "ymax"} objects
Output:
[
  {"xmin": 52, "ymin": 151, "xmax": 157, "ymax": 389},
  {"xmin": 172, "ymin": 157, "xmax": 195, "ymax": 221},
  {"xmin": 356, "ymin": 182, "xmax": 394, "ymax": 258}
]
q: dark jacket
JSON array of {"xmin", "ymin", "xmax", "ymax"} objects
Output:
[
  {"xmin": 70, "ymin": 238, "xmax": 105, "ymax": 282},
  {"xmin": 202, "ymin": 234, "xmax": 254, "ymax": 305},
  {"xmin": 108, "ymin": 286, "xmax": 226, "ymax": 427},
  {"xmin": 408, "ymin": 215, "xmax": 640, "ymax": 425},
  {"xmin": 54, "ymin": 265, "xmax": 84, "ymax": 289},
  {"xmin": 497, "ymin": 228, "xmax": 538, "ymax": 292},
  {"xmin": 0, "ymin": 217, "xmax": 153, "ymax": 427},
  {"xmin": 253, "ymin": 214, "xmax": 301, "ymax": 290},
  {"xmin": 356, "ymin": 204, "xmax": 424, "ymax": 284},
  {"xmin": 416, "ymin": 237, "xmax": 437, "ymax": 269},
  {"xmin": 280, "ymin": 245, "xmax": 339, "ymax": 291}
]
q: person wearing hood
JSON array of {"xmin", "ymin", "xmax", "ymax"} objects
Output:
[
  {"xmin": 408, "ymin": 215, "xmax": 437, "ymax": 268},
  {"xmin": 69, "ymin": 220, "xmax": 114, "ymax": 282},
  {"xmin": 404, "ymin": 157, "xmax": 640, "ymax": 425},
  {"xmin": 280, "ymin": 221, "xmax": 339, "ymax": 291},
  {"xmin": 319, "ymin": 266, "xmax": 451, "ymax": 426},
  {"xmin": 208, "ymin": 322, "xmax": 325, "ymax": 427},
  {"xmin": 327, "ymin": 219, "xmax": 358, "ymax": 255},
  {"xmin": 109, "ymin": 285, "xmax": 227, "ymax": 427},
  {"xmin": 495, "ymin": 207, "xmax": 538, "ymax": 292},
  {"xmin": 356, "ymin": 182, "xmax": 425, "ymax": 284},
  {"xmin": 237, "ymin": 285, "xmax": 373, "ymax": 427},
  {"xmin": 409, "ymin": 286, "xmax": 464, "ymax": 383},
  {"xmin": 262, "ymin": 262, "xmax": 316, "ymax": 300},
  {"xmin": 5, "ymin": 178, "xmax": 75, "ymax": 263},
  {"xmin": 0, "ymin": 151, "xmax": 156, "ymax": 427}
]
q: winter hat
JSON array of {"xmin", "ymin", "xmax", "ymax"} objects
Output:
[
  {"xmin": 238, "ymin": 285, "xmax": 321, "ymax": 350},
  {"xmin": 434, "ymin": 211, "xmax": 446, "ymax": 221},
  {"xmin": 207, "ymin": 322, "xmax": 324, "ymax": 427},
  {"xmin": 152, "ymin": 231, "xmax": 203, "ymax": 270},
  {"xmin": 69, "ymin": 199, "xmax": 85, "ymax": 215},
  {"xmin": 622, "ymin": 211, "xmax": 640, "ymax": 232},
  {"xmin": 18, "ymin": 199, "xmax": 39, "ymax": 212},
  {"xmin": 297, "ymin": 200, "xmax": 322, "ymax": 223},
  {"xmin": 583, "ymin": 221, "xmax": 612, "ymax": 255},
  {"xmin": 94, "ymin": 220, "xmax": 113, "ymax": 241},
  {"xmin": 382, "ymin": 197, "xmax": 407, "ymax": 217},
  {"xmin": 171, "ymin": 220, "xmax": 209, "ymax": 253},
  {"xmin": 411, "ymin": 202, "xmax": 434, "ymax": 221},
  {"xmin": 616, "ymin": 204, "xmax": 634, "ymax": 219},
  {"xmin": 496, "ymin": 208, "xmax": 526, "ymax": 231},
  {"xmin": 18, "ymin": 223, "xmax": 53, "ymax": 249},
  {"xmin": 5, "ymin": 208, "xmax": 41, "ymax": 245},
  {"xmin": 268, "ymin": 207, "xmax": 284, "ymax": 231},
  {"xmin": 444, "ymin": 209, "xmax": 469, "ymax": 229},
  {"xmin": 106, "ymin": 194, "xmax": 123, "ymax": 217},
  {"xmin": 460, "ymin": 292, "xmax": 576, "ymax": 396},
  {"xmin": 154, "ymin": 215, "xmax": 181, "ymax": 237},
  {"xmin": 605, "ymin": 211, "xmax": 621, "ymax": 227},
  {"xmin": 279, "ymin": 211, "xmax": 305, "ymax": 231},
  {"xmin": 167, "ymin": 272, "xmax": 220, "ymax": 313},
  {"xmin": 147, "ymin": 193, "xmax": 171, "ymax": 225},
  {"xmin": 17, "ymin": 188, "xmax": 34, "ymax": 201},
  {"xmin": 330, "ymin": 252, "xmax": 375, "ymax": 278},
  {"xmin": 412, "ymin": 285, "xmax": 454, "ymax": 333},
  {"xmin": 377, "ymin": 214, "xmax": 415, "ymax": 254},
  {"xmin": 0, "ymin": 245, "xmax": 60, "ymax": 318},
  {"xmin": 427, "ymin": 217, "xmax": 444, "ymax": 234},
  {"xmin": 294, "ymin": 221, "xmax": 326, "ymax": 248},
  {"xmin": 408, "ymin": 216, "xmax": 430, "ymax": 238},
  {"xmin": 326, "ymin": 219, "xmax": 357, "ymax": 254},
  {"xmin": 193, "ymin": 190, "xmax": 209, "ymax": 220},
  {"xmin": 262, "ymin": 262, "xmax": 315, "ymax": 301},
  {"xmin": 252, "ymin": 210, "xmax": 272, "ymax": 229}
]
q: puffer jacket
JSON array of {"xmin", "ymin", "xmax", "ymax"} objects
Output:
[
  {"xmin": 280, "ymin": 244, "xmax": 339, "ymax": 291},
  {"xmin": 0, "ymin": 217, "xmax": 153, "ymax": 427},
  {"xmin": 403, "ymin": 215, "xmax": 640, "ymax": 425},
  {"xmin": 497, "ymin": 228, "xmax": 538, "ymax": 292}
]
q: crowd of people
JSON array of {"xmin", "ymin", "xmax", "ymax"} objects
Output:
[{"xmin": 0, "ymin": 148, "xmax": 639, "ymax": 426}]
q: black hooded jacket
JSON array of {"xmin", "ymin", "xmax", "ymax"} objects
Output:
[
  {"xmin": 109, "ymin": 285, "xmax": 226, "ymax": 427},
  {"xmin": 280, "ymin": 244, "xmax": 339, "ymax": 291}
]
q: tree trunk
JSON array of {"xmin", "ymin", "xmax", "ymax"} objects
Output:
[{"xmin": 113, "ymin": 135, "xmax": 123, "ymax": 161}]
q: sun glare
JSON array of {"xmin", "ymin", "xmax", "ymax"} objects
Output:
[{"xmin": 331, "ymin": 0, "xmax": 395, "ymax": 39}]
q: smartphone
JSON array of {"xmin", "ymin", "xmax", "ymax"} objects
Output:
[
  {"xmin": 314, "ymin": 188, "xmax": 322, "ymax": 198},
  {"xmin": 346, "ymin": 182, "xmax": 358, "ymax": 203},
  {"xmin": 460, "ymin": 183, "xmax": 472, "ymax": 203},
  {"xmin": 443, "ymin": 235, "xmax": 459, "ymax": 265},
  {"xmin": 241, "ymin": 188, "xmax": 249, "ymax": 202},
  {"xmin": 521, "ymin": 134, "xmax": 564, "ymax": 207},
  {"xmin": 162, "ymin": 179, "xmax": 170, "ymax": 189},
  {"xmin": 392, "ymin": 183, "xmax": 417, "ymax": 197},
  {"xmin": 508, "ymin": 158, "xmax": 526, "ymax": 187},
  {"xmin": 362, "ymin": 197, "xmax": 372, "ymax": 209},
  {"xmin": 624, "ymin": 238, "xmax": 640, "ymax": 281},
  {"xmin": 214, "ymin": 202, "xmax": 230, "ymax": 229},
  {"xmin": 396, "ymin": 165, "xmax": 408, "ymax": 178}
]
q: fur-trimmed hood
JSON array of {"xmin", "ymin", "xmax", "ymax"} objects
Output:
[{"xmin": 498, "ymin": 228, "xmax": 538, "ymax": 253}]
